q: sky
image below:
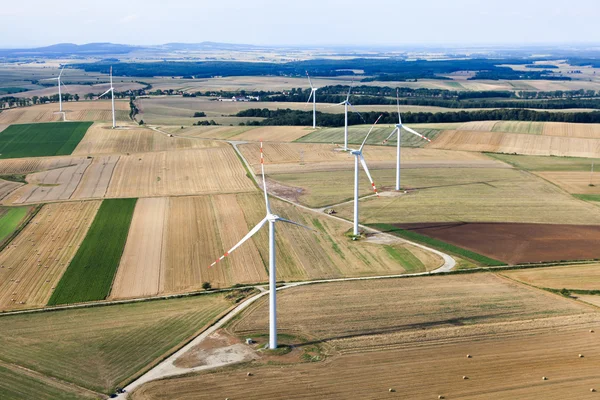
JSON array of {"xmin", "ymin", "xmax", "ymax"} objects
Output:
[{"xmin": 1, "ymin": 0, "xmax": 599, "ymax": 48}]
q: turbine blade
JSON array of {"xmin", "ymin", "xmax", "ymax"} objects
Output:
[
  {"xmin": 327, "ymin": 101, "xmax": 346, "ymax": 108},
  {"xmin": 98, "ymin": 89, "xmax": 112, "ymax": 98},
  {"xmin": 348, "ymin": 103, "xmax": 366, "ymax": 124},
  {"xmin": 209, "ymin": 217, "xmax": 268, "ymax": 267},
  {"xmin": 276, "ymin": 217, "xmax": 315, "ymax": 232},
  {"xmin": 305, "ymin": 90, "xmax": 313, "ymax": 105},
  {"xmin": 58, "ymin": 66, "xmax": 65, "ymax": 78},
  {"xmin": 382, "ymin": 128, "xmax": 398, "ymax": 145},
  {"xmin": 359, "ymin": 155, "xmax": 379, "ymax": 197},
  {"xmin": 260, "ymin": 141, "xmax": 271, "ymax": 213},
  {"xmin": 346, "ymin": 78, "xmax": 354, "ymax": 102},
  {"xmin": 396, "ymin": 88, "xmax": 402, "ymax": 124},
  {"xmin": 306, "ymin": 71, "xmax": 314, "ymax": 89},
  {"xmin": 110, "ymin": 66, "xmax": 113, "ymax": 87},
  {"xmin": 359, "ymin": 114, "xmax": 383, "ymax": 152},
  {"xmin": 42, "ymin": 77, "xmax": 59, "ymax": 81},
  {"xmin": 403, "ymin": 126, "xmax": 432, "ymax": 142}
]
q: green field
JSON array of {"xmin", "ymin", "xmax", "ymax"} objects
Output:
[
  {"xmin": 48, "ymin": 199, "xmax": 137, "ymax": 305},
  {"xmin": 574, "ymin": 194, "xmax": 600, "ymax": 202},
  {"xmin": 382, "ymin": 245, "xmax": 427, "ymax": 273},
  {"xmin": 373, "ymin": 223, "xmax": 504, "ymax": 267},
  {"xmin": 488, "ymin": 153, "xmax": 600, "ymax": 171},
  {"xmin": 0, "ymin": 362, "xmax": 96, "ymax": 400},
  {"xmin": 0, "ymin": 293, "xmax": 234, "ymax": 394},
  {"xmin": 295, "ymin": 125, "xmax": 442, "ymax": 148},
  {"xmin": 0, "ymin": 206, "xmax": 30, "ymax": 244},
  {"xmin": 0, "ymin": 122, "xmax": 92, "ymax": 159}
]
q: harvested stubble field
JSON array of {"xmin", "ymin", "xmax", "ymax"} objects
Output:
[
  {"xmin": 48, "ymin": 199, "xmax": 136, "ymax": 305},
  {"xmin": 0, "ymin": 101, "xmax": 129, "ymax": 124},
  {"xmin": 503, "ymin": 264, "xmax": 600, "ymax": 291},
  {"xmin": 70, "ymin": 155, "xmax": 120, "ymax": 199},
  {"xmin": 488, "ymin": 153, "xmax": 600, "ymax": 171},
  {"xmin": 296, "ymin": 125, "xmax": 442, "ymax": 148},
  {"xmin": 333, "ymin": 168, "xmax": 600, "ymax": 225},
  {"xmin": 133, "ymin": 274, "xmax": 599, "ymax": 400},
  {"xmin": 0, "ymin": 122, "xmax": 91, "ymax": 159},
  {"xmin": 458, "ymin": 121, "xmax": 600, "ymax": 138},
  {"xmin": 429, "ymin": 130, "xmax": 600, "ymax": 158},
  {"xmin": 105, "ymin": 147, "xmax": 255, "ymax": 198},
  {"xmin": 0, "ymin": 293, "xmax": 234, "ymax": 395},
  {"xmin": 0, "ymin": 201, "xmax": 100, "ymax": 311},
  {"xmin": 390, "ymin": 222, "xmax": 600, "ymax": 264},
  {"xmin": 535, "ymin": 171, "xmax": 600, "ymax": 195},
  {"xmin": 72, "ymin": 123, "xmax": 225, "ymax": 155},
  {"xmin": 239, "ymin": 142, "xmax": 502, "ymax": 176},
  {"xmin": 112, "ymin": 193, "xmax": 442, "ymax": 295},
  {"xmin": 164, "ymin": 125, "xmax": 314, "ymax": 142},
  {"xmin": 0, "ymin": 179, "xmax": 22, "ymax": 201}
]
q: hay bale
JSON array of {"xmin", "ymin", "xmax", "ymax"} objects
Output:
[
  {"xmin": 438, "ymin": 396, "xmax": 445, "ymax": 399},
  {"xmin": 542, "ymin": 377, "xmax": 548, "ymax": 381},
  {"xmin": 466, "ymin": 354, "xmax": 472, "ymax": 358},
  {"xmin": 579, "ymin": 354, "xmax": 584, "ymax": 358},
  {"xmin": 591, "ymin": 388, "xmax": 596, "ymax": 392},
  {"xmin": 590, "ymin": 330, "xmax": 595, "ymax": 333},
  {"xmin": 389, "ymin": 388, "xmax": 395, "ymax": 392},
  {"xmin": 247, "ymin": 372, "xmax": 253, "ymax": 377},
  {"xmin": 463, "ymin": 376, "xmax": 468, "ymax": 380}
]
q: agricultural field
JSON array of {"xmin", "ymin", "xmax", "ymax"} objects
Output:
[
  {"xmin": 487, "ymin": 153, "xmax": 600, "ymax": 171},
  {"xmin": 133, "ymin": 274, "xmax": 598, "ymax": 400},
  {"xmin": 105, "ymin": 147, "xmax": 255, "ymax": 198},
  {"xmin": 0, "ymin": 101, "xmax": 129, "ymax": 124},
  {"xmin": 0, "ymin": 179, "xmax": 22, "ymax": 200},
  {"xmin": 296, "ymin": 124, "xmax": 443, "ymax": 147},
  {"xmin": 331, "ymin": 168, "xmax": 600, "ymax": 225},
  {"xmin": 48, "ymin": 199, "xmax": 136, "ymax": 305},
  {"xmin": 110, "ymin": 193, "xmax": 442, "ymax": 295},
  {"xmin": 239, "ymin": 142, "xmax": 502, "ymax": 176},
  {"xmin": 0, "ymin": 201, "xmax": 100, "ymax": 311},
  {"xmin": 386, "ymin": 222, "xmax": 600, "ymax": 264},
  {"xmin": 0, "ymin": 292, "xmax": 235, "ymax": 395},
  {"xmin": 70, "ymin": 155, "xmax": 120, "ymax": 199},
  {"xmin": 535, "ymin": 171, "xmax": 600, "ymax": 195},
  {"xmin": 457, "ymin": 121, "xmax": 600, "ymax": 138},
  {"xmin": 0, "ymin": 122, "xmax": 92, "ymax": 159},
  {"xmin": 504, "ymin": 263, "xmax": 600, "ymax": 291},
  {"xmin": 72, "ymin": 123, "xmax": 226, "ymax": 155},
  {"xmin": 0, "ymin": 206, "xmax": 32, "ymax": 244},
  {"xmin": 429, "ymin": 130, "xmax": 600, "ymax": 158}
]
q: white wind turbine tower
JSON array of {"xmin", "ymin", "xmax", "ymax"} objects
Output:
[
  {"xmin": 210, "ymin": 142, "xmax": 315, "ymax": 349},
  {"xmin": 383, "ymin": 89, "xmax": 432, "ymax": 191},
  {"xmin": 349, "ymin": 115, "xmax": 383, "ymax": 236},
  {"xmin": 97, "ymin": 66, "xmax": 116, "ymax": 129},
  {"xmin": 332, "ymin": 80, "xmax": 359, "ymax": 151},
  {"xmin": 305, "ymin": 71, "xmax": 318, "ymax": 128},
  {"xmin": 44, "ymin": 65, "xmax": 66, "ymax": 113}
]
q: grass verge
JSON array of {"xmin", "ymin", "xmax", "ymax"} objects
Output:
[
  {"xmin": 370, "ymin": 223, "xmax": 505, "ymax": 267},
  {"xmin": 47, "ymin": 198, "xmax": 137, "ymax": 305}
]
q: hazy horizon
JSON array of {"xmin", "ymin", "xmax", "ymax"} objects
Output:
[{"xmin": 1, "ymin": 0, "xmax": 600, "ymax": 48}]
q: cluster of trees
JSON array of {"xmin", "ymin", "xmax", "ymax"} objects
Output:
[
  {"xmin": 72, "ymin": 58, "xmax": 547, "ymax": 80},
  {"xmin": 518, "ymin": 89, "xmax": 600, "ymax": 99},
  {"xmin": 193, "ymin": 120, "xmax": 218, "ymax": 126},
  {"xmin": 236, "ymin": 108, "xmax": 600, "ymax": 127},
  {"xmin": 469, "ymin": 68, "xmax": 570, "ymax": 81}
]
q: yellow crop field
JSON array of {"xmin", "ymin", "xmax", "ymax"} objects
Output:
[
  {"xmin": 0, "ymin": 101, "xmax": 129, "ymax": 124},
  {"xmin": 429, "ymin": 130, "xmax": 600, "ymax": 158},
  {"xmin": 0, "ymin": 201, "xmax": 100, "ymax": 311},
  {"xmin": 536, "ymin": 171, "xmax": 600, "ymax": 194},
  {"xmin": 105, "ymin": 147, "xmax": 255, "ymax": 198},
  {"xmin": 542, "ymin": 122, "xmax": 600, "ymax": 139},
  {"xmin": 503, "ymin": 263, "xmax": 600, "ymax": 291},
  {"xmin": 72, "ymin": 123, "xmax": 225, "ymax": 155}
]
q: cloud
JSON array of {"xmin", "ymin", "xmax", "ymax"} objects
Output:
[{"xmin": 119, "ymin": 14, "xmax": 139, "ymax": 23}]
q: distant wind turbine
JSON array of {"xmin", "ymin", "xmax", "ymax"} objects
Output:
[
  {"xmin": 43, "ymin": 65, "xmax": 66, "ymax": 113},
  {"xmin": 383, "ymin": 89, "xmax": 432, "ymax": 191},
  {"xmin": 209, "ymin": 142, "xmax": 315, "ymax": 349},
  {"xmin": 331, "ymin": 79, "xmax": 362, "ymax": 151},
  {"xmin": 97, "ymin": 66, "xmax": 116, "ymax": 129},
  {"xmin": 349, "ymin": 115, "xmax": 383, "ymax": 236},
  {"xmin": 305, "ymin": 71, "xmax": 318, "ymax": 128}
]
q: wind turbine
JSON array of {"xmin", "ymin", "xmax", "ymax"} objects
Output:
[
  {"xmin": 97, "ymin": 66, "xmax": 116, "ymax": 129},
  {"xmin": 332, "ymin": 79, "xmax": 361, "ymax": 151},
  {"xmin": 44, "ymin": 65, "xmax": 66, "ymax": 113},
  {"xmin": 383, "ymin": 89, "xmax": 432, "ymax": 191},
  {"xmin": 305, "ymin": 71, "xmax": 318, "ymax": 129},
  {"xmin": 349, "ymin": 115, "xmax": 383, "ymax": 236},
  {"xmin": 209, "ymin": 142, "xmax": 314, "ymax": 349}
]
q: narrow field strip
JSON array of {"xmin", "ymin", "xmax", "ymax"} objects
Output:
[
  {"xmin": 0, "ymin": 206, "xmax": 31, "ymax": 243},
  {"xmin": 48, "ymin": 198, "xmax": 137, "ymax": 305}
]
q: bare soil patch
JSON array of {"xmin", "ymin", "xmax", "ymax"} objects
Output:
[{"xmin": 392, "ymin": 222, "xmax": 600, "ymax": 264}]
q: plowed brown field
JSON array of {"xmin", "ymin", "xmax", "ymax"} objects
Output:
[
  {"xmin": 430, "ymin": 130, "xmax": 600, "ymax": 158},
  {"xmin": 133, "ymin": 274, "xmax": 599, "ymax": 400},
  {"xmin": 105, "ymin": 148, "xmax": 255, "ymax": 198},
  {"xmin": 0, "ymin": 201, "xmax": 101, "ymax": 311},
  {"xmin": 392, "ymin": 222, "xmax": 600, "ymax": 264}
]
